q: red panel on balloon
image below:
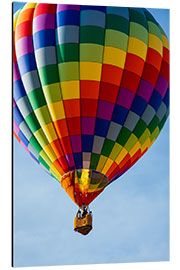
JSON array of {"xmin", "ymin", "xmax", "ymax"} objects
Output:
[
  {"xmin": 60, "ymin": 136, "xmax": 73, "ymax": 155},
  {"xmin": 121, "ymin": 70, "xmax": 141, "ymax": 93},
  {"xmin": 63, "ymin": 100, "xmax": 80, "ymax": 118},
  {"xmin": 80, "ymin": 80, "xmax": 100, "ymax": 99},
  {"xmin": 146, "ymin": 48, "xmax": 162, "ymax": 71},
  {"xmin": 125, "ymin": 53, "xmax": 145, "ymax": 77},
  {"xmin": 54, "ymin": 119, "xmax": 69, "ymax": 138},
  {"xmin": 99, "ymin": 82, "xmax": 119, "ymax": 103},
  {"xmin": 67, "ymin": 117, "xmax": 81, "ymax": 136},
  {"xmin": 80, "ymin": 99, "xmax": 98, "ymax": 117},
  {"xmin": 101, "ymin": 64, "xmax": 123, "ymax": 86},
  {"xmin": 142, "ymin": 63, "xmax": 159, "ymax": 86}
]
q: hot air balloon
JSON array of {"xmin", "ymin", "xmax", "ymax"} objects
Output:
[{"xmin": 13, "ymin": 3, "xmax": 169, "ymax": 235}]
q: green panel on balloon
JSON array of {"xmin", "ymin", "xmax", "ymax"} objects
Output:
[
  {"xmin": 101, "ymin": 139, "xmax": 115, "ymax": 157},
  {"xmin": 57, "ymin": 43, "xmax": 79, "ymax": 63},
  {"xmin": 29, "ymin": 136, "xmax": 42, "ymax": 154},
  {"xmin": 106, "ymin": 14, "xmax": 129, "ymax": 34},
  {"xmin": 27, "ymin": 88, "xmax": 46, "ymax": 110},
  {"xmin": 105, "ymin": 30, "xmax": 129, "ymax": 51},
  {"xmin": 80, "ymin": 44, "xmax": 104, "ymax": 63},
  {"xmin": 90, "ymin": 153, "xmax": 100, "ymax": 170},
  {"xmin": 133, "ymin": 119, "xmax": 147, "ymax": 139},
  {"xmin": 80, "ymin": 26, "xmax": 105, "ymax": 45},
  {"xmin": 58, "ymin": 62, "xmax": 79, "ymax": 81},
  {"xmin": 116, "ymin": 127, "xmax": 131, "ymax": 146},
  {"xmin": 25, "ymin": 113, "xmax": 41, "ymax": 133},
  {"xmin": 38, "ymin": 65, "xmax": 59, "ymax": 86}
]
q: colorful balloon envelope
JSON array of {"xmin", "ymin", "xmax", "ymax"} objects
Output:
[{"xmin": 13, "ymin": 3, "xmax": 169, "ymax": 217}]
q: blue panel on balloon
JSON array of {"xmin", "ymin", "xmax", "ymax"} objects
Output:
[
  {"xmin": 94, "ymin": 118, "xmax": 110, "ymax": 137},
  {"xmin": 73, "ymin": 152, "xmax": 83, "ymax": 169},
  {"xmin": 112, "ymin": 105, "xmax": 129, "ymax": 125},
  {"xmin": 82, "ymin": 135, "xmax": 94, "ymax": 152},
  {"xmin": 17, "ymin": 53, "xmax": 37, "ymax": 76},
  {"xmin": 56, "ymin": 10, "xmax": 80, "ymax": 26},
  {"xmin": 13, "ymin": 79, "xmax": 26, "ymax": 102},
  {"xmin": 33, "ymin": 29, "xmax": 55, "ymax": 50},
  {"xmin": 149, "ymin": 90, "xmax": 162, "ymax": 111},
  {"xmin": 131, "ymin": 95, "xmax": 147, "ymax": 116},
  {"xmin": 14, "ymin": 106, "xmax": 24, "ymax": 126}
]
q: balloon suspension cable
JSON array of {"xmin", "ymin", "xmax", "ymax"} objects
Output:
[{"xmin": 74, "ymin": 204, "xmax": 93, "ymax": 235}]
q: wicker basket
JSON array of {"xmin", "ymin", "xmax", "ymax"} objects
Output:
[{"xmin": 74, "ymin": 214, "xmax": 92, "ymax": 235}]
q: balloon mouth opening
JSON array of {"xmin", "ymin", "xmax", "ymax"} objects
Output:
[{"xmin": 60, "ymin": 169, "xmax": 109, "ymax": 206}]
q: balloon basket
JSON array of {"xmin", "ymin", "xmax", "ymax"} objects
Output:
[{"xmin": 74, "ymin": 206, "xmax": 92, "ymax": 235}]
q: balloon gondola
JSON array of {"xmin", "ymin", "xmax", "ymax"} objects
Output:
[{"xmin": 13, "ymin": 3, "xmax": 169, "ymax": 235}]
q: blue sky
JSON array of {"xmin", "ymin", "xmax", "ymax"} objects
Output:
[{"xmin": 13, "ymin": 3, "xmax": 169, "ymax": 267}]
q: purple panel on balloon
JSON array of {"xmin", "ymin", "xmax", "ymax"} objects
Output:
[
  {"xmin": 97, "ymin": 100, "xmax": 114, "ymax": 120},
  {"xmin": 155, "ymin": 75, "xmax": 169, "ymax": 98},
  {"xmin": 137, "ymin": 79, "xmax": 154, "ymax": 102},
  {"xmin": 33, "ymin": 13, "xmax": 55, "ymax": 32},
  {"xmin": 70, "ymin": 135, "xmax": 82, "ymax": 153},
  {"xmin": 116, "ymin": 88, "xmax": 135, "ymax": 109},
  {"xmin": 82, "ymin": 117, "xmax": 96, "ymax": 135}
]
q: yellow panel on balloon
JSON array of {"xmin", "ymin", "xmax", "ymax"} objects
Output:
[
  {"xmin": 115, "ymin": 147, "xmax": 128, "ymax": 165},
  {"xmin": 129, "ymin": 141, "xmax": 141, "ymax": 157},
  {"xmin": 80, "ymin": 62, "xmax": 102, "ymax": 81},
  {"xmin": 43, "ymin": 144, "xmax": 57, "ymax": 163},
  {"xmin": 128, "ymin": 37, "xmax": 147, "ymax": 61},
  {"xmin": 43, "ymin": 122, "xmax": 58, "ymax": 142},
  {"xmin": 148, "ymin": 33, "xmax": 163, "ymax": 56},
  {"xmin": 96, "ymin": 155, "xmax": 107, "ymax": 172},
  {"xmin": 141, "ymin": 137, "xmax": 151, "ymax": 153},
  {"xmin": 103, "ymin": 46, "xmax": 126, "ymax": 68},
  {"xmin": 102, "ymin": 158, "xmax": 114, "ymax": 175},
  {"xmin": 61, "ymin": 81, "xmax": 80, "ymax": 100},
  {"xmin": 48, "ymin": 101, "xmax": 65, "ymax": 121}
]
